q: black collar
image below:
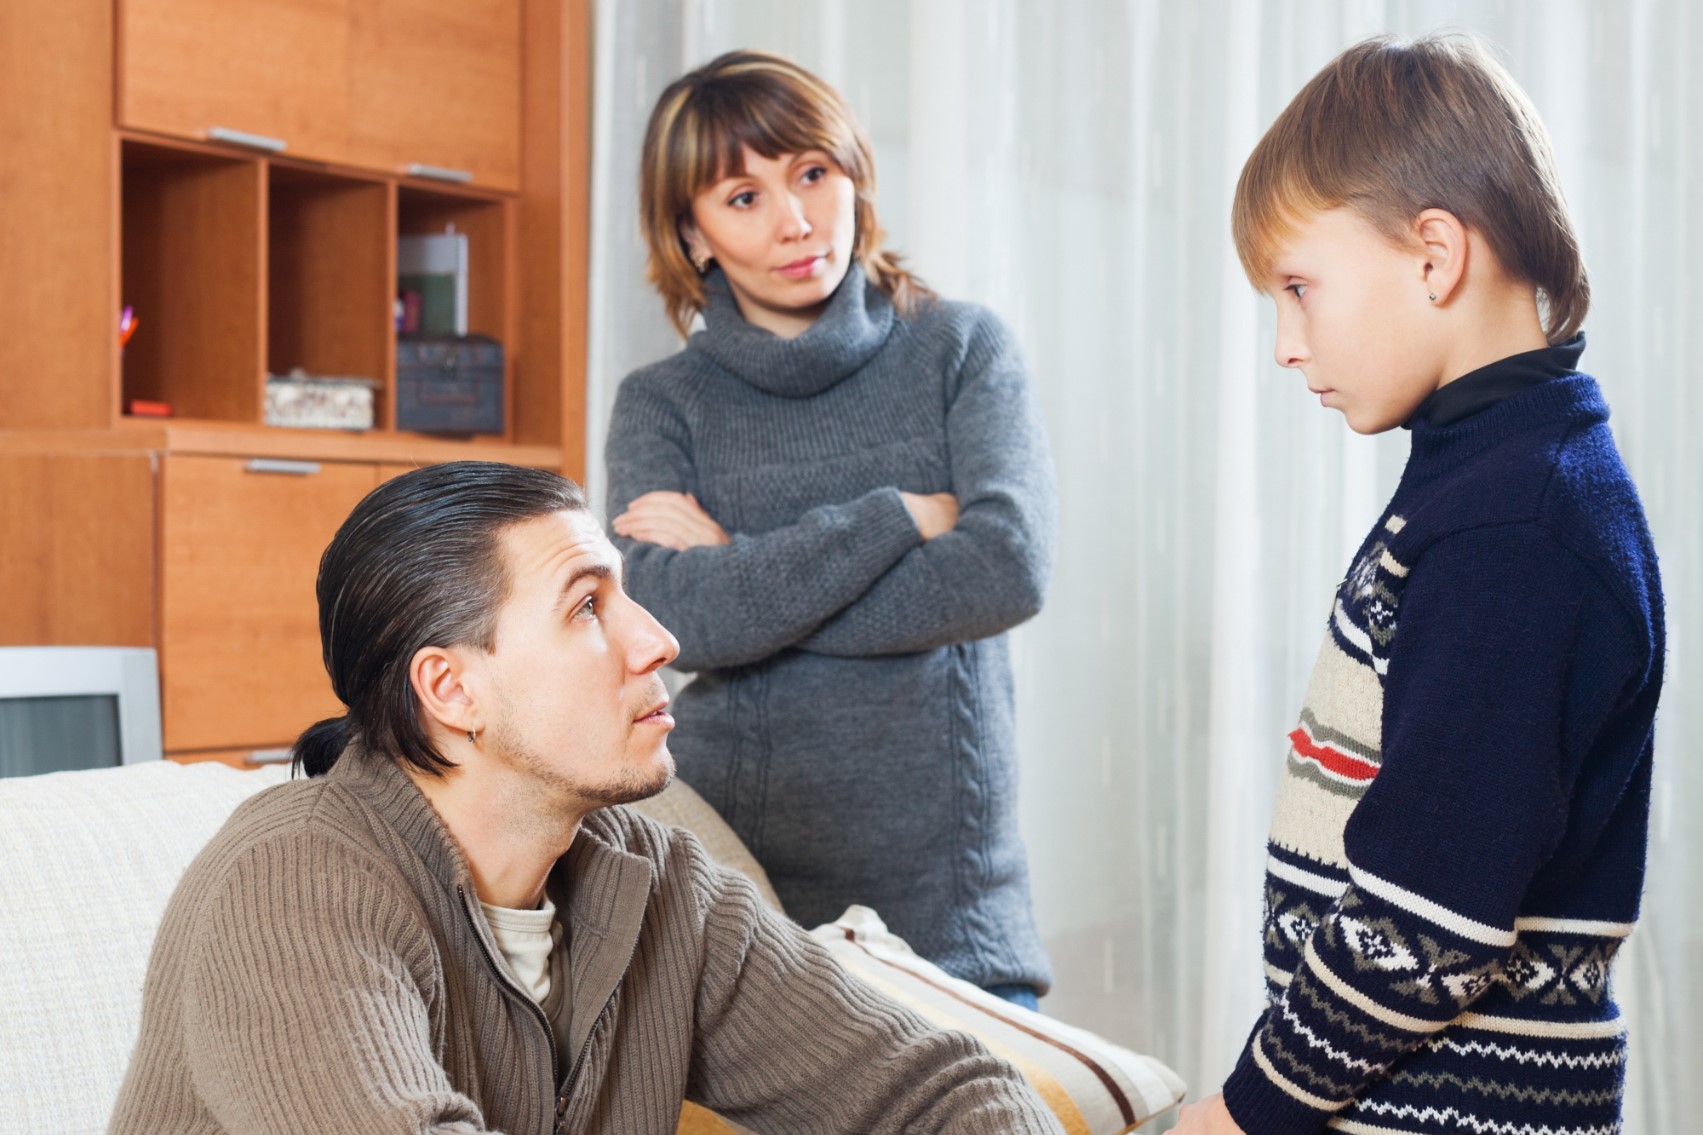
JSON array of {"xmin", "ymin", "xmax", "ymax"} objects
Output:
[{"xmin": 1406, "ymin": 333, "xmax": 1586, "ymax": 429}]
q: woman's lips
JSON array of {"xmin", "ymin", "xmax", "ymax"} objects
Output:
[{"xmin": 777, "ymin": 254, "xmax": 825, "ymax": 280}]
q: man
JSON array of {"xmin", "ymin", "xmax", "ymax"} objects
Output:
[{"xmin": 110, "ymin": 462, "xmax": 1060, "ymax": 1135}]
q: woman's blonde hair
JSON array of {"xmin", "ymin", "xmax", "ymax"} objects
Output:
[
  {"xmin": 640, "ymin": 50, "xmax": 932, "ymax": 337},
  {"xmin": 1232, "ymin": 34, "xmax": 1589, "ymax": 345}
]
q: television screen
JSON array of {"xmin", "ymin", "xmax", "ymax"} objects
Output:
[{"xmin": 0, "ymin": 694, "xmax": 123, "ymax": 777}]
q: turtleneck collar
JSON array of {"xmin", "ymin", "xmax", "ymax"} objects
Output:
[
  {"xmin": 688, "ymin": 261, "xmax": 896, "ymax": 398},
  {"xmin": 1405, "ymin": 333, "xmax": 1586, "ymax": 429},
  {"xmin": 1404, "ymin": 371, "xmax": 1608, "ymax": 480}
]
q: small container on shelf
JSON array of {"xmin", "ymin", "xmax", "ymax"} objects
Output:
[
  {"xmin": 265, "ymin": 369, "xmax": 379, "ymax": 431},
  {"xmin": 395, "ymin": 336, "xmax": 504, "ymax": 435}
]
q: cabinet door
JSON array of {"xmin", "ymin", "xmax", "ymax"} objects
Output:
[
  {"xmin": 0, "ymin": 455, "xmax": 155, "ymax": 647},
  {"xmin": 119, "ymin": 0, "xmax": 351, "ymax": 164},
  {"xmin": 348, "ymin": 0, "xmax": 521, "ymax": 191},
  {"xmin": 159, "ymin": 455, "xmax": 377, "ymax": 753}
]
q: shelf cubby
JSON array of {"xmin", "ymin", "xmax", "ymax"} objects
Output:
[
  {"xmin": 397, "ymin": 183, "xmax": 513, "ymax": 436},
  {"xmin": 120, "ymin": 139, "xmax": 263, "ymax": 422},
  {"xmin": 266, "ymin": 164, "xmax": 393, "ymax": 425}
]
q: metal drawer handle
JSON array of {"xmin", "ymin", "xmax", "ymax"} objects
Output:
[
  {"xmin": 406, "ymin": 163, "xmax": 473, "ymax": 184},
  {"xmin": 208, "ymin": 126, "xmax": 287, "ymax": 153},
  {"xmin": 243, "ymin": 459, "xmax": 320, "ymax": 476}
]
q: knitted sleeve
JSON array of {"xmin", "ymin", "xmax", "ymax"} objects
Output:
[
  {"xmin": 797, "ymin": 308, "xmax": 1058, "ymax": 657},
  {"xmin": 679, "ymin": 837, "xmax": 1063, "ymax": 1134},
  {"xmin": 605, "ymin": 375, "xmax": 923, "ymax": 672},
  {"xmin": 177, "ymin": 829, "xmax": 496, "ymax": 1134},
  {"xmin": 1222, "ymin": 525, "xmax": 1645, "ymax": 1135}
]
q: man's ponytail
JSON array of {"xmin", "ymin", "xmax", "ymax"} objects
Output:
[{"xmin": 292, "ymin": 714, "xmax": 354, "ymax": 778}]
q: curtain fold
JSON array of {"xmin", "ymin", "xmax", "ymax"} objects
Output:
[{"xmin": 587, "ymin": 3, "xmax": 1699, "ymax": 1127}]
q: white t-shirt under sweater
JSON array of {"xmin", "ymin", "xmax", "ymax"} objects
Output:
[{"xmin": 480, "ymin": 897, "xmax": 560, "ymax": 1005}]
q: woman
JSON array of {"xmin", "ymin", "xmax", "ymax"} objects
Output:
[{"xmin": 606, "ymin": 50, "xmax": 1056, "ymax": 1007}]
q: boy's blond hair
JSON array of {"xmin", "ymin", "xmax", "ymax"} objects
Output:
[
  {"xmin": 1232, "ymin": 34, "xmax": 1588, "ymax": 344},
  {"xmin": 639, "ymin": 50, "xmax": 932, "ymax": 338}
]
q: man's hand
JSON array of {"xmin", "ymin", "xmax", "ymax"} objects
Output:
[
  {"xmin": 1172, "ymin": 1093, "xmax": 1247, "ymax": 1134},
  {"xmin": 612, "ymin": 491, "xmax": 731, "ymax": 551},
  {"xmin": 899, "ymin": 491, "xmax": 959, "ymax": 541}
]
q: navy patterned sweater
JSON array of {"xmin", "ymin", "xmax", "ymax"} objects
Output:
[{"xmin": 1222, "ymin": 373, "xmax": 1664, "ymax": 1135}]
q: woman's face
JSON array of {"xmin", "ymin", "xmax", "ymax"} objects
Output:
[{"xmin": 681, "ymin": 146, "xmax": 857, "ymax": 339}]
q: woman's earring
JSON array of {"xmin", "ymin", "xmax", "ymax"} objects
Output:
[
  {"xmin": 1428, "ymin": 292, "xmax": 1437, "ymax": 302},
  {"xmin": 692, "ymin": 252, "xmax": 710, "ymax": 274},
  {"xmin": 466, "ymin": 729, "xmax": 478, "ymax": 745}
]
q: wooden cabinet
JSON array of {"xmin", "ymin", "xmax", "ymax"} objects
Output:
[
  {"xmin": 118, "ymin": 0, "xmax": 521, "ymax": 191},
  {"xmin": 1, "ymin": 0, "xmax": 589, "ymax": 760},
  {"xmin": 0, "ymin": 455, "xmax": 155, "ymax": 648},
  {"xmin": 158, "ymin": 455, "xmax": 379, "ymax": 753},
  {"xmin": 350, "ymin": 0, "xmax": 523, "ymax": 191},
  {"xmin": 118, "ymin": 0, "xmax": 353, "ymax": 164}
]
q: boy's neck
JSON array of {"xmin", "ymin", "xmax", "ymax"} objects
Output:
[{"xmin": 1434, "ymin": 280, "xmax": 1551, "ymax": 391}]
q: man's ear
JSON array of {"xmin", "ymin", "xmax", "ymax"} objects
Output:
[
  {"xmin": 1414, "ymin": 208, "xmax": 1469, "ymax": 305},
  {"xmin": 410, "ymin": 645, "xmax": 481, "ymax": 737}
]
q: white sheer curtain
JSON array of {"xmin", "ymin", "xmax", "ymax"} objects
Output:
[{"xmin": 586, "ymin": 3, "xmax": 1700, "ymax": 1128}]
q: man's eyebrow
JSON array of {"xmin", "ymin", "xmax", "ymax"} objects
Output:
[{"xmin": 553, "ymin": 562, "xmax": 615, "ymax": 612}]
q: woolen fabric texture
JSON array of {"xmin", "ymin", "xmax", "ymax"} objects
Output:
[
  {"xmin": 1220, "ymin": 373, "xmax": 1665, "ymax": 1135},
  {"xmin": 107, "ymin": 751, "xmax": 1064, "ymax": 1135},
  {"xmin": 605, "ymin": 264, "xmax": 1057, "ymax": 993}
]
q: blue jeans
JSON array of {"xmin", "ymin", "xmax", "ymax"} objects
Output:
[{"xmin": 981, "ymin": 982, "xmax": 1039, "ymax": 1012}]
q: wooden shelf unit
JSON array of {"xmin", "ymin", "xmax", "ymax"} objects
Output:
[
  {"xmin": 2, "ymin": 0, "xmax": 592, "ymax": 764},
  {"xmin": 120, "ymin": 134, "xmax": 521, "ymax": 442}
]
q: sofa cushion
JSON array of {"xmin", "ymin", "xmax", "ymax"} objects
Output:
[{"xmin": 0, "ymin": 760, "xmax": 291, "ymax": 1135}]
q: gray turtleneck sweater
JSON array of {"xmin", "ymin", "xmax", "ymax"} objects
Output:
[{"xmin": 605, "ymin": 265, "xmax": 1056, "ymax": 992}]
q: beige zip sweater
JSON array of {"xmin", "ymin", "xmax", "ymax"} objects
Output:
[{"xmin": 108, "ymin": 751, "xmax": 1061, "ymax": 1135}]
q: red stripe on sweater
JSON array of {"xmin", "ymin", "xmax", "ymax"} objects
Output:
[{"xmin": 1287, "ymin": 726, "xmax": 1380, "ymax": 782}]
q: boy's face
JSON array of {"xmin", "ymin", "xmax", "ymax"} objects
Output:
[{"xmin": 1265, "ymin": 207, "xmax": 1444, "ymax": 434}]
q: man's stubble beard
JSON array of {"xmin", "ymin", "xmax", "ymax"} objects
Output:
[{"xmin": 484, "ymin": 714, "xmax": 675, "ymax": 811}]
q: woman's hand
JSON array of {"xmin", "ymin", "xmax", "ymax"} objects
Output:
[
  {"xmin": 899, "ymin": 491, "xmax": 959, "ymax": 541},
  {"xmin": 1172, "ymin": 1094, "xmax": 1246, "ymax": 1135},
  {"xmin": 612, "ymin": 491, "xmax": 731, "ymax": 551}
]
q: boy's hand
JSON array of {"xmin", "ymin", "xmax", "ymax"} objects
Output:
[
  {"xmin": 1172, "ymin": 1093, "xmax": 1247, "ymax": 1134},
  {"xmin": 612, "ymin": 491, "xmax": 731, "ymax": 550}
]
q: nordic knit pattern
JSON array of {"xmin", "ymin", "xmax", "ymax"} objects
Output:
[
  {"xmin": 1221, "ymin": 375, "xmax": 1664, "ymax": 1135},
  {"xmin": 605, "ymin": 264, "xmax": 1057, "ymax": 991},
  {"xmin": 107, "ymin": 751, "xmax": 1064, "ymax": 1135}
]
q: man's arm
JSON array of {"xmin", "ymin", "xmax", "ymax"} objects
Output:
[
  {"xmin": 682, "ymin": 844, "xmax": 1063, "ymax": 1134},
  {"xmin": 796, "ymin": 309, "xmax": 1058, "ymax": 657},
  {"xmin": 605, "ymin": 377, "xmax": 923, "ymax": 673},
  {"xmin": 1221, "ymin": 527, "xmax": 1646, "ymax": 1134},
  {"xmin": 176, "ymin": 832, "xmax": 498, "ymax": 1134}
]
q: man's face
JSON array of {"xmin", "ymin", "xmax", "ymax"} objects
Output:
[
  {"xmin": 470, "ymin": 510, "xmax": 680, "ymax": 810},
  {"xmin": 1266, "ymin": 207, "xmax": 1444, "ymax": 434}
]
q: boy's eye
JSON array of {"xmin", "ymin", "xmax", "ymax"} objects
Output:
[{"xmin": 573, "ymin": 595, "xmax": 599, "ymax": 621}]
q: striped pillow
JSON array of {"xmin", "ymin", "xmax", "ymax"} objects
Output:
[{"xmin": 677, "ymin": 907, "xmax": 1186, "ymax": 1134}]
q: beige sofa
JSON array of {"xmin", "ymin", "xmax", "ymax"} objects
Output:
[{"xmin": 0, "ymin": 760, "xmax": 1182, "ymax": 1135}]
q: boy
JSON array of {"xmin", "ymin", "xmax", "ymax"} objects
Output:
[{"xmin": 1175, "ymin": 34, "xmax": 1664, "ymax": 1135}]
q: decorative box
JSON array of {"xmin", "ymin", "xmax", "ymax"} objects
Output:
[
  {"xmin": 396, "ymin": 335, "xmax": 504, "ymax": 435},
  {"xmin": 264, "ymin": 370, "xmax": 378, "ymax": 430}
]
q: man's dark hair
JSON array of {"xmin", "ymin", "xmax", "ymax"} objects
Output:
[{"xmin": 293, "ymin": 461, "xmax": 588, "ymax": 778}]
